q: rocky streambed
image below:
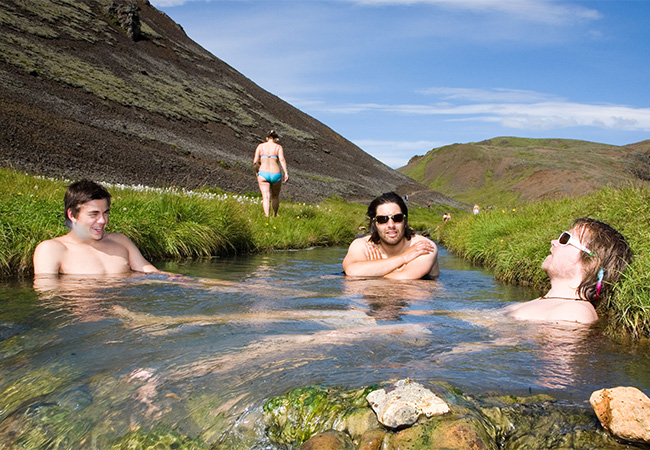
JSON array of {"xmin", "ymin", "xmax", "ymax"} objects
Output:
[{"xmin": 262, "ymin": 380, "xmax": 650, "ymax": 450}]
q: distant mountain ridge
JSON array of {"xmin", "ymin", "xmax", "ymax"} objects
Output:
[
  {"xmin": 0, "ymin": 0, "xmax": 438, "ymax": 204},
  {"xmin": 399, "ymin": 137, "xmax": 650, "ymax": 206}
]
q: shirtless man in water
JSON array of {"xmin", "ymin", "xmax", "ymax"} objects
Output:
[
  {"xmin": 343, "ymin": 192, "xmax": 439, "ymax": 280},
  {"xmin": 33, "ymin": 180, "xmax": 159, "ymax": 275},
  {"xmin": 506, "ymin": 218, "xmax": 632, "ymax": 324}
]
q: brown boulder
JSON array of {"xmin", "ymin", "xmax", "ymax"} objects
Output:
[
  {"xmin": 383, "ymin": 416, "xmax": 491, "ymax": 450},
  {"xmin": 300, "ymin": 430, "xmax": 355, "ymax": 450},
  {"xmin": 357, "ymin": 429, "xmax": 386, "ymax": 450},
  {"xmin": 590, "ymin": 386, "xmax": 650, "ymax": 444},
  {"xmin": 344, "ymin": 407, "xmax": 381, "ymax": 440}
]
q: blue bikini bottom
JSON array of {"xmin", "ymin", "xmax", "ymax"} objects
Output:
[{"xmin": 258, "ymin": 171, "xmax": 282, "ymax": 184}]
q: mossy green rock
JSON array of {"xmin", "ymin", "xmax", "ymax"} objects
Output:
[{"xmin": 263, "ymin": 385, "xmax": 379, "ymax": 447}]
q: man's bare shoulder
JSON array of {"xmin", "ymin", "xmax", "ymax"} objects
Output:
[
  {"xmin": 35, "ymin": 236, "xmax": 68, "ymax": 251},
  {"xmin": 507, "ymin": 298, "xmax": 597, "ymax": 324},
  {"xmin": 550, "ymin": 300, "xmax": 598, "ymax": 323},
  {"xmin": 344, "ymin": 236, "xmax": 371, "ymax": 256},
  {"xmin": 33, "ymin": 237, "xmax": 68, "ymax": 274},
  {"xmin": 410, "ymin": 234, "xmax": 436, "ymax": 244},
  {"xmin": 349, "ymin": 235, "xmax": 371, "ymax": 246}
]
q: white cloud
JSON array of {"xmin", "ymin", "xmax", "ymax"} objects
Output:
[
  {"xmin": 149, "ymin": 0, "xmax": 191, "ymax": 6},
  {"xmin": 348, "ymin": 0, "xmax": 601, "ymax": 24},
  {"xmin": 307, "ymin": 98, "xmax": 650, "ymax": 132},
  {"xmin": 418, "ymin": 87, "xmax": 563, "ymax": 103}
]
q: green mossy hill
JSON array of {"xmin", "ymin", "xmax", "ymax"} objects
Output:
[
  {"xmin": 435, "ymin": 184, "xmax": 650, "ymax": 340},
  {"xmin": 0, "ymin": 0, "xmax": 428, "ymax": 202},
  {"xmin": 399, "ymin": 136, "xmax": 650, "ymax": 207},
  {"xmin": 263, "ymin": 383, "xmax": 633, "ymax": 450}
]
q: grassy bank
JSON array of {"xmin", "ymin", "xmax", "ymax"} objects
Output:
[
  {"xmin": 0, "ymin": 168, "xmax": 446, "ymax": 277},
  {"xmin": 435, "ymin": 185, "xmax": 650, "ymax": 339}
]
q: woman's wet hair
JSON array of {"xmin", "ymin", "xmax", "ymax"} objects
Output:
[
  {"xmin": 573, "ymin": 217, "xmax": 633, "ymax": 305},
  {"xmin": 64, "ymin": 180, "xmax": 111, "ymax": 228},
  {"xmin": 266, "ymin": 130, "xmax": 279, "ymax": 141},
  {"xmin": 367, "ymin": 192, "xmax": 413, "ymax": 244}
]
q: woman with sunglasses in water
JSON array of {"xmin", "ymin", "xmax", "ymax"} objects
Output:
[
  {"xmin": 253, "ymin": 130, "xmax": 289, "ymax": 217},
  {"xmin": 342, "ymin": 192, "xmax": 439, "ymax": 280},
  {"xmin": 506, "ymin": 217, "xmax": 632, "ymax": 324}
]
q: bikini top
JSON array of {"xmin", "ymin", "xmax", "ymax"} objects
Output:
[{"xmin": 260, "ymin": 144, "xmax": 280, "ymax": 159}]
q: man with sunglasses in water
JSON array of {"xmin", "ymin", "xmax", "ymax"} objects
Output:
[
  {"xmin": 343, "ymin": 192, "xmax": 439, "ymax": 279},
  {"xmin": 506, "ymin": 217, "xmax": 632, "ymax": 324}
]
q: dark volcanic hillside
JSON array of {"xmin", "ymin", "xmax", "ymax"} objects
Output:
[{"xmin": 0, "ymin": 0, "xmax": 429, "ymax": 203}]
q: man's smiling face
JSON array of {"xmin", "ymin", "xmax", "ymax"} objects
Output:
[{"xmin": 69, "ymin": 199, "xmax": 110, "ymax": 241}]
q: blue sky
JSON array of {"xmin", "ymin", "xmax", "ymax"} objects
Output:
[{"xmin": 151, "ymin": 0, "xmax": 650, "ymax": 168}]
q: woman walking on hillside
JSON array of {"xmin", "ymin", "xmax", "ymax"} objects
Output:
[{"xmin": 253, "ymin": 130, "xmax": 289, "ymax": 217}]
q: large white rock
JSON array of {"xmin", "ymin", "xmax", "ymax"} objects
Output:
[
  {"xmin": 366, "ymin": 379, "xmax": 450, "ymax": 428},
  {"xmin": 590, "ymin": 386, "xmax": 650, "ymax": 444}
]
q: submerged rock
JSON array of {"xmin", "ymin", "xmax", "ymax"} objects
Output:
[
  {"xmin": 356, "ymin": 429, "xmax": 386, "ymax": 450},
  {"xmin": 365, "ymin": 378, "xmax": 449, "ymax": 428},
  {"xmin": 300, "ymin": 430, "xmax": 355, "ymax": 450},
  {"xmin": 263, "ymin": 385, "xmax": 380, "ymax": 448},
  {"xmin": 109, "ymin": 424, "xmax": 207, "ymax": 449},
  {"xmin": 0, "ymin": 321, "xmax": 30, "ymax": 341},
  {"xmin": 590, "ymin": 386, "xmax": 650, "ymax": 444},
  {"xmin": 383, "ymin": 413, "xmax": 494, "ymax": 450}
]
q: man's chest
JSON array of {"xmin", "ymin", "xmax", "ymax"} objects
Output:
[{"xmin": 60, "ymin": 244, "xmax": 131, "ymax": 274}]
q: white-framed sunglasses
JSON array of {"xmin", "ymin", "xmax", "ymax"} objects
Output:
[{"xmin": 558, "ymin": 231, "xmax": 596, "ymax": 257}]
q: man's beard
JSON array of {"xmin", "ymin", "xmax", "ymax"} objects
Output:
[{"xmin": 379, "ymin": 227, "xmax": 405, "ymax": 246}]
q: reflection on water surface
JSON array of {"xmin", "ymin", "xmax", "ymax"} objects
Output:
[{"xmin": 1, "ymin": 246, "xmax": 649, "ymax": 447}]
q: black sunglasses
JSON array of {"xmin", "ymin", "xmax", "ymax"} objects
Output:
[{"xmin": 374, "ymin": 214, "xmax": 406, "ymax": 224}]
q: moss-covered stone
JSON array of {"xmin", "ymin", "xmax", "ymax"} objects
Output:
[{"xmin": 263, "ymin": 385, "xmax": 380, "ymax": 447}]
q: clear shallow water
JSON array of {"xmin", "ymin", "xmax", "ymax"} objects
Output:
[{"xmin": 1, "ymin": 246, "xmax": 649, "ymax": 446}]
